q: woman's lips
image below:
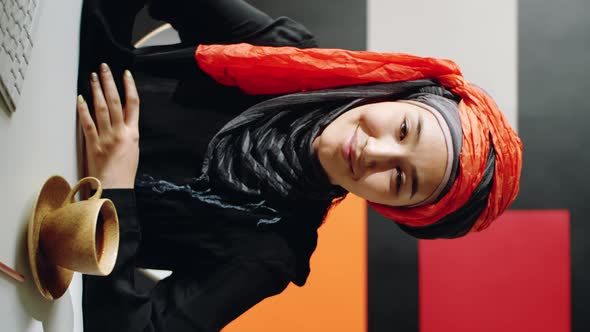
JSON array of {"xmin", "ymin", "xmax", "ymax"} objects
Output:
[{"xmin": 342, "ymin": 125, "xmax": 359, "ymax": 175}]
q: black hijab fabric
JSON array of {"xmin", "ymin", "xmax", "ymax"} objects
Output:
[{"xmin": 136, "ymin": 80, "xmax": 442, "ymax": 225}]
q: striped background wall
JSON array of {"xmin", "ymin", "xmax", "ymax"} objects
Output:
[{"xmin": 133, "ymin": 0, "xmax": 590, "ymax": 331}]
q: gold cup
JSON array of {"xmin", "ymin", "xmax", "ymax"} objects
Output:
[{"xmin": 39, "ymin": 177, "xmax": 119, "ymax": 276}]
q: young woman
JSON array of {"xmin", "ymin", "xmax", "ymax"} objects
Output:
[{"xmin": 77, "ymin": 0, "xmax": 522, "ymax": 331}]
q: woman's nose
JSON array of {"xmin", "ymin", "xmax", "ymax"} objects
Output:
[{"xmin": 363, "ymin": 136, "xmax": 404, "ymax": 169}]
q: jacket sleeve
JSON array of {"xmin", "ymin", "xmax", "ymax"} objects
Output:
[{"xmin": 83, "ymin": 188, "xmax": 295, "ymax": 332}]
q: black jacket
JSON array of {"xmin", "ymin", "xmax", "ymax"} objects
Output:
[{"xmin": 80, "ymin": 1, "xmax": 325, "ymax": 331}]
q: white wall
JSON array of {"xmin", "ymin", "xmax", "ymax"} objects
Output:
[
  {"xmin": 0, "ymin": 1, "xmax": 83, "ymax": 331},
  {"xmin": 367, "ymin": 0, "xmax": 518, "ymax": 129}
]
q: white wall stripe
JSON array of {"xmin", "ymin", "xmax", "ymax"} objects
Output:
[{"xmin": 367, "ymin": 0, "xmax": 518, "ymax": 129}]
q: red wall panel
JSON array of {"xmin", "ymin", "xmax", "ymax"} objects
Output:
[{"xmin": 420, "ymin": 210, "xmax": 571, "ymax": 332}]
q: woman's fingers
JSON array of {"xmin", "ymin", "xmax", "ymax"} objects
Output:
[
  {"xmin": 89, "ymin": 71, "xmax": 110, "ymax": 133},
  {"xmin": 98, "ymin": 63, "xmax": 124, "ymax": 127},
  {"xmin": 79, "ymin": 64, "xmax": 140, "ymax": 189},
  {"xmin": 87, "ymin": 64, "xmax": 138, "ymax": 133},
  {"xmin": 77, "ymin": 94, "xmax": 98, "ymax": 144},
  {"xmin": 122, "ymin": 70, "xmax": 140, "ymax": 127}
]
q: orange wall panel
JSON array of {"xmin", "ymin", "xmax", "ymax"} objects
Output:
[{"xmin": 224, "ymin": 195, "xmax": 367, "ymax": 332}]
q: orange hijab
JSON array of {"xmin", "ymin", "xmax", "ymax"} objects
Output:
[{"xmin": 194, "ymin": 43, "xmax": 523, "ymax": 234}]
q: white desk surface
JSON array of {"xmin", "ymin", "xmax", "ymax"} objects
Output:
[{"xmin": 0, "ymin": 1, "xmax": 84, "ymax": 331}]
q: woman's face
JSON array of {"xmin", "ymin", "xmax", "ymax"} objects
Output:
[{"xmin": 312, "ymin": 101, "xmax": 448, "ymax": 207}]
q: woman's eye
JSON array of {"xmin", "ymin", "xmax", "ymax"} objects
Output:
[{"xmin": 400, "ymin": 119, "xmax": 408, "ymax": 141}]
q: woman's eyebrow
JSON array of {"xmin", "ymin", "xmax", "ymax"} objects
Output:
[
  {"xmin": 410, "ymin": 114, "xmax": 422, "ymax": 198},
  {"xmin": 411, "ymin": 164, "xmax": 419, "ymax": 198},
  {"xmin": 416, "ymin": 113, "xmax": 423, "ymax": 145}
]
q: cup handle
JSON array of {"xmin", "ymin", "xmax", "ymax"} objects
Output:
[{"xmin": 65, "ymin": 177, "xmax": 102, "ymax": 204}]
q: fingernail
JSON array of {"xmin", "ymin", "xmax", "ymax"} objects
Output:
[
  {"xmin": 100, "ymin": 63, "xmax": 109, "ymax": 72},
  {"xmin": 90, "ymin": 72, "xmax": 98, "ymax": 81},
  {"xmin": 124, "ymin": 69, "xmax": 132, "ymax": 78},
  {"xmin": 77, "ymin": 94, "xmax": 85, "ymax": 104}
]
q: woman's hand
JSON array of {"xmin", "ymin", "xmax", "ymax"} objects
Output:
[{"xmin": 77, "ymin": 63, "xmax": 140, "ymax": 189}]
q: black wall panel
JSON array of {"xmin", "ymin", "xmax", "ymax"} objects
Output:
[{"xmin": 515, "ymin": 1, "xmax": 590, "ymax": 331}]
